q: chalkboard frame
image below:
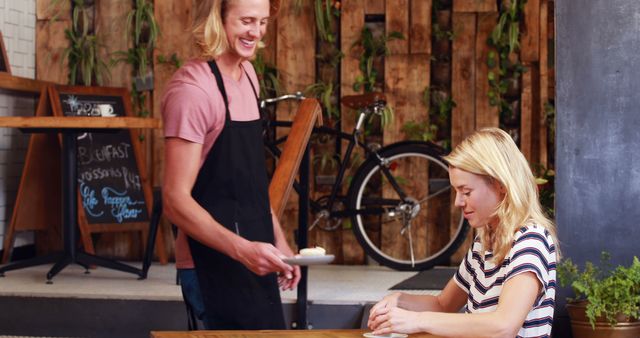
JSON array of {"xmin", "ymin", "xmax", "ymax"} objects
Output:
[
  {"xmin": 48, "ymin": 85, "xmax": 154, "ymax": 252},
  {"xmin": 0, "ymin": 30, "xmax": 10, "ymax": 74}
]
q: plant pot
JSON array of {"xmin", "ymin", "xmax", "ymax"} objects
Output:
[
  {"xmin": 134, "ymin": 72, "xmax": 154, "ymax": 91},
  {"xmin": 567, "ymin": 301, "xmax": 640, "ymax": 338}
]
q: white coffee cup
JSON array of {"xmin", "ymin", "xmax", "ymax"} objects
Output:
[{"xmin": 97, "ymin": 104, "xmax": 116, "ymax": 117}]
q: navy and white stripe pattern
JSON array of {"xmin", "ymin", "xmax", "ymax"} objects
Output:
[{"xmin": 454, "ymin": 225, "xmax": 557, "ymax": 338}]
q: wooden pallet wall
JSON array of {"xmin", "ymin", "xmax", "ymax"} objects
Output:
[{"xmin": 32, "ymin": 0, "xmax": 555, "ymax": 267}]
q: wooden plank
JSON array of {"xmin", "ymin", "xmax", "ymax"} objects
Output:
[
  {"xmin": 150, "ymin": 329, "xmax": 442, "ymax": 338},
  {"xmin": 1, "ymin": 90, "xmax": 62, "ymax": 263},
  {"xmin": 37, "ymin": 0, "xmax": 71, "ymax": 21},
  {"xmin": 96, "ymin": 0, "xmax": 132, "ymax": 88},
  {"xmin": 276, "ymin": 0, "xmax": 317, "ymax": 253},
  {"xmin": 450, "ymin": 12, "xmax": 476, "ymax": 265},
  {"xmin": 451, "ymin": 13, "xmax": 476, "ymax": 145},
  {"xmin": 521, "ymin": 0, "xmax": 540, "ymax": 62},
  {"xmin": 410, "ymin": 0, "xmax": 432, "ymax": 55},
  {"xmin": 538, "ymin": 0, "xmax": 549, "ymax": 167},
  {"xmin": 36, "ymin": 20, "xmax": 70, "ymax": 84},
  {"xmin": 382, "ymin": 54, "xmax": 430, "ymax": 260},
  {"xmin": 475, "ymin": 12, "xmax": 499, "ymax": 129},
  {"xmin": 269, "ymin": 99, "xmax": 322, "ymax": 220},
  {"xmin": 520, "ymin": 64, "xmax": 540, "ymax": 163},
  {"xmin": 453, "ymin": 0, "xmax": 497, "ymax": 12},
  {"xmin": 0, "ymin": 73, "xmax": 51, "ymax": 93},
  {"xmin": 0, "ymin": 116, "xmax": 161, "ymax": 129},
  {"xmin": 385, "ymin": 0, "xmax": 409, "ymax": 54},
  {"xmin": 339, "ymin": 0, "xmax": 365, "ymax": 264},
  {"xmin": 153, "ymin": 1, "xmax": 199, "ymax": 190},
  {"xmin": 365, "ymin": 0, "xmax": 385, "ymax": 15}
]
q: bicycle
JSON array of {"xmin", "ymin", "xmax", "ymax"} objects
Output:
[{"xmin": 261, "ymin": 92, "xmax": 469, "ymax": 271}]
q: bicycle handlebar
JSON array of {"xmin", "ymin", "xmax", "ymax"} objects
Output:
[{"xmin": 260, "ymin": 91, "xmax": 306, "ymax": 108}]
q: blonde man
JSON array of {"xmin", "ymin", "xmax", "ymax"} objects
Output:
[{"xmin": 162, "ymin": 0, "xmax": 299, "ymax": 330}]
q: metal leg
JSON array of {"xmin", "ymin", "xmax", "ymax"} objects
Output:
[
  {"xmin": 46, "ymin": 254, "xmax": 73, "ymax": 281},
  {"xmin": 141, "ymin": 188, "xmax": 163, "ymax": 279},
  {"xmin": 77, "ymin": 252, "xmax": 142, "ymax": 277},
  {"xmin": 0, "ymin": 253, "xmax": 63, "ymax": 276},
  {"xmin": 295, "ymin": 146, "xmax": 310, "ymax": 329}
]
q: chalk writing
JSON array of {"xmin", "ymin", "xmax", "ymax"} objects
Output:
[
  {"xmin": 80, "ymin": 182, "xmax": 104, "ymax": 218},
  {"xmin": 78, "ymin": 166, "xmax": 141, "ymax": 191},
  {"xmin": 101, "ymin": 187, "xmax": 145, "ymax": 223},
  {"xmin": 77, "ymin": 142, "xmax": 132, "ymax": 165}
]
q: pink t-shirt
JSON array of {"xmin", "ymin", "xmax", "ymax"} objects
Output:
[{"xmin": 161, "ymin": 59, "xmax": 261, "ymax": 268}]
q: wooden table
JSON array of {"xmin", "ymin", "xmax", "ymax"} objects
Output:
[
  {"xmin": 0, "ymin": 116, "xmax": 160, "ymax": 281},
  {"xmin": 150, "ymin": 329, "xmax": 442, "ymax": 338}
]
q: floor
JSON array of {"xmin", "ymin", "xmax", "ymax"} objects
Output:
[
  {"xmin": 0, "ymin": 262, "xmax": 445, "ymax": 337},
  {"xmin": 0, "ymin": 262, "xmax": 440, "ymax": 304}
]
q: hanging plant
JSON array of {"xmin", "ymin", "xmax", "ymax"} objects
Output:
[
  {"xmin": 487, "ymin": 0, "xmax": 528, "ymax": 123},
  {"xmin": 112, "ymin": 0, "xmax": 161, "ymax": 118},
  {"xmin": 351, "ymin": 27, "xmax": 405, "ymax": 93},
  {"xmin": 62, "ymin": 0, "xmax": 110, "ymax": 86}
]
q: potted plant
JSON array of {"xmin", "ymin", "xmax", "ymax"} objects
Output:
[{"xmin": 557, "ymin": 252, "xmax": 640, "ymax": 337}]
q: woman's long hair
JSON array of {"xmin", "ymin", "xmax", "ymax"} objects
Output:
[
  {"xmin": 191, "ymin": 0, "xmax": 280, "ymax": 59},
  {"xmin": 443, "ymin": 128, "xmax": 560, "ymax": 264}
]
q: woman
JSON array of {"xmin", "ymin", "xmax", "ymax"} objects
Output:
[
  {"xmin": 161, "ymin": 0, "xmax": 299, "ymax": 330},
  {"xmin": 368, "ymin": 128, "xmax": 559, "ymax": 337}
]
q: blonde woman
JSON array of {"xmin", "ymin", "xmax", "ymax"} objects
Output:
[
  {"xmin": 162, "ymin": 0, "xmax": 299, "ymax": 330},
  {"xmin": 368, "ymin": 128, "xmax": 559, "ymax": 337}
]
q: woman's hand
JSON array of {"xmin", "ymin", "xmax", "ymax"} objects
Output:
[
  {"xmin": 367, "ymin": 292, "xmax": 402, "ymax": 328},
  {"xmin": 369, "ymin": 306, "xmax": 424, "ymax": 335}
]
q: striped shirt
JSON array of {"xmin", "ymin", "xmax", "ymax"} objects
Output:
[{"xmin": 454, "ymin": 225, "xmax": 557, "ymax": 338}]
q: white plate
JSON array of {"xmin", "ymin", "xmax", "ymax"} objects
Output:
[
  {"xmin": 363, "ymin": 333, "xmax": 408, "ymax": 338},
  {"xmin": 282, "ymin": 254, "xmax": 335, "ymax": 265}
]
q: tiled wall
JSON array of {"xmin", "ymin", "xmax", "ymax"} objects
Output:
[{"xmin": 0, "ymin": 0, "xmax": 37, "ymax": 249}]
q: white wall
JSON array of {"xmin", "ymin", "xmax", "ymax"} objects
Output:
[{"xmin": 0, "ymin": 0, "xmax": 37, "ymax": 250}]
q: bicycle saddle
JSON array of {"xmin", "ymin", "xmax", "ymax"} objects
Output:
[{"xmin": 341, "ymin": 92, "xmax": 386, "ymax": 110}]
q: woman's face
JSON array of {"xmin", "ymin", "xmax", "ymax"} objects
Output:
[
  {"xmin": 449, "ymin": 167, "xmax": 504, "ymax": 230},
  {"xmin": 223, "ymin": 0, "xmax": 270, "ymax": 61}
]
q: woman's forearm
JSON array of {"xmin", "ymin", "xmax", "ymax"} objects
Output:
[{"xmin": 418, "ymin": 311, "xmax": 516, "ymax": 338}]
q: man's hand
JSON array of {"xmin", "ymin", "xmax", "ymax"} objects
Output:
[
  {"xmin": 236, "ymin": 241, "xmax": 293, "ymax": 276},
  {"xmin": 275, "ymin": 240, "xmax": 301, "ymax": 290}
]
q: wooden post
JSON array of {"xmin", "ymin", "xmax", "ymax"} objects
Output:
[
  {"xmin": 453, "ymin": 0, "xmax": 497, "ymax": 12},
  {"xmin": 276, "ymin": 0, "xmax": 316, "ymax": 253},
  {"xmin": 386, "ymin": 0, "xmax": 409, "ymax": 54},
  {"xmin": 521, "ymin": 0, "xmax": 541, "ymax": 63},
  {"xmin": 475, "ymin": 13, "xmax": 499, "ymax": 129},
  {"xmin": 450, "ymin": 12, "xmax": 477, "ymax": 264},
  {"xmin": 152, "ymin": 1, "xmax": 199, "ymax": 261},
  {"xmin": 451, "ymin": 13, "xmax": 477, "ymax": 145},
  {"xmin": 382, "ymin": 54, "xmax": 431, "ymax": 261},
  {"xmin": 520, "ymin": 63, "xmax": 541, "ymax": 163},
  {"xmin": 538, "ymin": 0, "xmax": 549, "ymax": 168},
  {"xmin": 410, "ymin": 0, "xmax": 433, "ymax": 55},
  {"xmin": 338, "ymin": 0, "xmax": 366, "ymax": 264}
]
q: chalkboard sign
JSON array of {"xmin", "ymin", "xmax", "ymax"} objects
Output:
[
  {"xmin": 0, "ymin": 30, "xmax": 10, "ymax": 74},
  {"xmin": 49, "ymin": 86, "xmax": 152, "ymax": 230}
]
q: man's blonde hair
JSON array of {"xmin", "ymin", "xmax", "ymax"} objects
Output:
[
  {"xmin": 444, "ymin": 128, "xmax": 559, "ymax": 264},
  {"xmin": 192, "ymin": 0, "xmax": 280, "ymax": 59}
]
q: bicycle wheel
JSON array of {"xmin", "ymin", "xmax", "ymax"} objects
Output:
[{"xmin": 347, "ymin": 141, "xmax": 469, "ymax": 271}]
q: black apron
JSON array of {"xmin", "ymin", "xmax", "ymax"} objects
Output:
[{"xmin": 187, "ymin": 60, "xmax": 285, "ymax": 330}]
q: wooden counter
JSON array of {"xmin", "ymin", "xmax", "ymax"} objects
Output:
[{"xmin": 150, "ymin": 329, "xmax": 442, "ymax": 338}]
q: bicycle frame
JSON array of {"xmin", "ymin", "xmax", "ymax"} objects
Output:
[{"xmin": 264, "ymin": 109, "xmax": 412, "ymax": 221}]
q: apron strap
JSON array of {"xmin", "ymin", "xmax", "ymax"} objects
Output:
[{"xmin": 207, "ymin": 61, "xmax": 232, "ymax": 123}]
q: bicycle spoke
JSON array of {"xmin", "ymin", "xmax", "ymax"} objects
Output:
[
  {"xmin": 349, "ymin": 144, "xmax": 469, "ymax": 271},
  {"xmin": 417, "ymin": 185, "xmax": 452, "ymax": 205}
]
